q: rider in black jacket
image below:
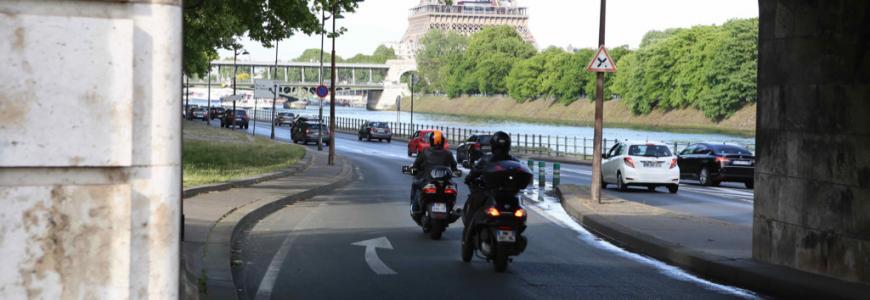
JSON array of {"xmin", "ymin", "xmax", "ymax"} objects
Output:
[
  {"xmin": 463, "ymin": 132, "xmax": 517, "ymax": 230},
  {"xmin": 411, "ymin": 131, "xmax": 458, "ymax": 213}
]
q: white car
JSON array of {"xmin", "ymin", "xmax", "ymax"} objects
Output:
[{"xmin": 601, "ymin": 141, "xmax": 680, "ymax": 193}]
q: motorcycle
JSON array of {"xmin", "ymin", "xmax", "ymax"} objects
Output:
[
  {"xmin": 402, "ymin": 165, "xmax": 463, "ymax": 240},
  {"xmin": 461, "ymin": 160, "xmax": 532, "ymax": 272}
]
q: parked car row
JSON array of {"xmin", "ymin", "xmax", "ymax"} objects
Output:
[{"xmin": 599, "ymin": 140, "xmax": 756, "ymax": 193}]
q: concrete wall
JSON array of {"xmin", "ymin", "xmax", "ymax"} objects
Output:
[
  {"xmin": 0, "ymin": 0, "xmax": 181, "ymax": 298},
  {"xmin": 755, "ymin": 0, "xmax": 870, "ymax": 284}
]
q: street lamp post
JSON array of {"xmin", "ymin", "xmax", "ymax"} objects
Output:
[
  {"xmin": 271, "ymin": 40, "xmax": 279, "ymax": 140},
  {"xmin": 410, "ymin": 73, "xmax": 416, "ymax": 129},
  {"xmin": 318, "ymin": 9, "xmax": 329, "ymax": 151},
  {"xmin": 232, "ymin": 47, "xmax": 249, "ymax": 130},
  {"xmin": 328, "ymin": 4, "xmax": 338, "ymax": 165}
]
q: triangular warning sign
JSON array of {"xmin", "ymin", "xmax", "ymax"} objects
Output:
[{"xmin": 586, "ymin": 46, "xmax": 617, "ymax": 73}]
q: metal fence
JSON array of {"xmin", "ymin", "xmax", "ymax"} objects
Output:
[{"xmin": 331, "ymin": 117, "xmax": 755, "ymax": 160}]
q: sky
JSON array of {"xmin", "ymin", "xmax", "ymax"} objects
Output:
[{"xmin": 219, "ymin": 0, "xmax": 758, "ymax": 62}]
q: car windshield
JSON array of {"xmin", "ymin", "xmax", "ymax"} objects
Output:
[
  {"xmin": 478, "ymin": 136, "xmax": 492, "ymax": 144},
  {"xmin": 712, "ymin": 145, "xmax": 753, "ymax": 155},
  {"xmin": 374, "ymin": 122, "xmax": 388, "ymax": 128},
  {"xmin": 235, "ymin": 110, "xmax": 246, "ymax": 116},
  {"xmin": 628, "ymin": 145, "xmax": 673, "ymax": 157}
]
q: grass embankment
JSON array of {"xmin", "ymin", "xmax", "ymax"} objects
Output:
[
  {"xmin": 398, "ymin": 95, "xmax": 756, "ymax": 137},
  {"xmin": 182, "ymin": 121, "xmax": 305, "ymax": 188}
]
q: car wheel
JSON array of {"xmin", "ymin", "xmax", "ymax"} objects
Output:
[
  {"xmin": 648, "ymin": 186, "xmax": 656, "ymax": 192},
  {"xmin": 699, "ymin": 168, "xmax": 720, "ymax": 187},
  {"xmin": 600, "ymin": 174, "xmax": 607, "ymax": 189},
  {"xmin": 367, "ymin": 134, "xmax": 372, "ymax": 141},
  {"xmin": 668, "ymin": 184, "xmax": 679, "ymax": 193},
  {"xmin": 617, "ymin": 173, "xmax": 628, "ymax": 192},
  {"xmin": 387, "ymin": 138, "xmax": 391, "ymax": 143},
  {"xmin": 744, "ymin": 180, "xmax": 754, "ymax": 189},
  {"xmin": 408, "ymin": 150, "xmax": 413, "ymax": 157},
  {"xmin": 358, "ymin": 135, "xmax": 362, "ymax": 141}
]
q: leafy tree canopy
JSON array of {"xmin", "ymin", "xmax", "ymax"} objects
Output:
[{"xmin": 184, "ymin": 0, "xmax": 363, "ymax": 76}]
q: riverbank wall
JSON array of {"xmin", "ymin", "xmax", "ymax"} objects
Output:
[{"xmin": 396, "ymin": 95, "xmax": 756, "ymax": 136}]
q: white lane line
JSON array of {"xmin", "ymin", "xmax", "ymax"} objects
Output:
[
  {"xmin": 255, "ymin": 206, "xmax": 318, "ymax": 300},
  {"xmin": 524, "ymin": 200, "xmax": 757, "ymax": 299},
  {"xmin": 351, "ymin": 237, "xmax": 397, "ymax": 275}
]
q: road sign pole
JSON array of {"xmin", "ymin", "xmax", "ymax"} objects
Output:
[
  {"xmin": 271, "ymin": 41, "xmax": 279, "ymax": 140},
  {"xmin": 591, "ymin": 0, "xmax": 607, "ymax": 204},
  {"xmin": 328, "ymin": 4, "xmax": 337, "ymax": 166}
]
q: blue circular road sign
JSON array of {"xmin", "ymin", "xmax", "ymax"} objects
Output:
[{"xmin": 316, "ymin": 85, "xmax": 329, "ymax": 98}]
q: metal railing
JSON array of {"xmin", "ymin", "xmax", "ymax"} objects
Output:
[{"xmin": 331, "ymin": 117, "xmax": 755, "ymax": 161}]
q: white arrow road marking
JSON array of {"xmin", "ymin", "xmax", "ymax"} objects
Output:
[{"xmin": 351, "ymin": 237, "xmax": 397, "ymax": 275}]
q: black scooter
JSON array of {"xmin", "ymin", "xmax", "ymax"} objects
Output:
[
  {"xmin": 402, "ymin": 165, "xmax": 463, "ymax": 240},
  {"xmin": 461, "ymin": 160, "xmax": 532, "ymax": 272}
]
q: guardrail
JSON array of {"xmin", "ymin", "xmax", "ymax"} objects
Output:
[{"xmin": 330, "ymin": 117, "xmax": 755, "ymax": 160}]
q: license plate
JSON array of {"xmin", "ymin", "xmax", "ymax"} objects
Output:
[
  {"xmin": 496, "ymin": 230, "xmax": 516, "ymax": 242},
  {"xmin": 732, "ymin": 160, "xmax": 751, "ymax": 166},
  {"xmin": 431, "ymin": 203, "xmax": 447, "ymax": 213},
  {"xmin": 642, "ymin": 161, "xmax": 664, "ymax": 167}
]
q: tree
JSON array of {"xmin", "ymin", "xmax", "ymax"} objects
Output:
[
  {"xmin": 460, "ymin": 26, "xmax": 536, "ymax": 96},
  {"xmin": 183, "ymin": 0, "xmax": 363, "ymax": 76},
  {"xmin": 506, "ymin": 55, "xmax": 545, "ymax": 101},
  {"xmin": 416, "ymin": 30, "xmax": 468, "ymax": 93},
  {"xmin": 295, "ymin": 48, "xmax": 343, "ymax": 63}
]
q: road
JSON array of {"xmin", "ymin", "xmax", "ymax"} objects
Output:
[{"xmin": 199, "ymin": 119, "xmax": 756, "ymax": 299}]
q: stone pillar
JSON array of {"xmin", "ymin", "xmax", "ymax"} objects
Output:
[
  {"xmin": 369, "ymin": 68, "xmax": 374, "ymax": 83},
  {"xmin": 352, "ymin": 68, "xmax": 356, "ymax": 85},
  {"xmin": 301, "ymin": 67, "xmax": 306, "ymax": 83},
  {"xmin": 0, "ymin": 1, "xmax": 181, "ymax": 298},
  {"xmin": 755, "ymin": 0, "xmax": 870, "ymax": 285}
]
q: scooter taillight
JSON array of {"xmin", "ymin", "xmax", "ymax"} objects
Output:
[
  {"xmin": 514, "ymin": 208, "xmax": 526, "ymax": 218},
  {"xmin": 486, "ymin": 207, "xmax": 500, "ymax": 217},
  {"xmin": 422, "ymin": 184, "xmax": 437, "ymax": 194},
  {"xmin": 444, "ymin": 185, "xmax": 457, "ymax": 195}
]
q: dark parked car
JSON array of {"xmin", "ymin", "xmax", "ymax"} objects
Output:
[
  {"xmin": 456, "ymin": 134, "xmax": 492, "ymax": 168},
  {"xmin": 357, "ymin": 121, "xmax": 392, "ymax": 143},
  {"xmin": 209, "ymin": 107, "xmax": 226, "ymax": 120},
  {"xmin": 292, "ymin": 119, "xmax": 330, "ymax": 145},
  {"xmin": 274, "ymin": 112, "xmax": 295, "ymax": 127},
  {"xmin": 221, "ymin": 109, "xmax": 249, "ymax": 129},
  {"xmin": 677, "ymin": 143, "xmax": 755, "ymax": 188}
]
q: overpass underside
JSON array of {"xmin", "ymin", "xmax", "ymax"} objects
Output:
[{"xmin": 755, "ymin": 0, "xmax": 869, "ymax": 285}]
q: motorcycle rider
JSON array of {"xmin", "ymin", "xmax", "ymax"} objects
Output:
[
  {"xmin": 462, "ymin": 131, "xmax": 517, "ymax": 236},
  {"xmin": 410, "ymin": 131, "xmax": 458, "ymax": 214}
]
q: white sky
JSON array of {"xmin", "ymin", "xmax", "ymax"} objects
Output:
[{"xmin": 219, "ymin": 0, "xmax": 758, "ymax": 62}]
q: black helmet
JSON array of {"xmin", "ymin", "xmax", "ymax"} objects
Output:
[{"xmin": 490, "ymin": 131, "xmax": 511, "ymax": 157}]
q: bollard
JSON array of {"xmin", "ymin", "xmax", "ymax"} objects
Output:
[
  {"xmin": 528, "ymin": 159, "xmax": 534, "ymax": 169},
  {"xmin": 553, "ymin": 163, "xmax": 561, "ymax": 187},
  {"xmin": 538, "ymin": 161, "xmax": 546, "ymax": 188}
]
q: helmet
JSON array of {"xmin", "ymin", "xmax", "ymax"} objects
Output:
[
  {"xmin": 429, "ymin": 131, "xmax": 445, "ymax": 149},
  {"xmin": 490, "ymin": 131, "xmax": 511, "ymax": 157}
]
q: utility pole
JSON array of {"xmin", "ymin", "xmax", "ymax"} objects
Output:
[
  {"xmin": 271, "ymin": 40, "xmax": 279, "ymax": 140},
  {"xmin": 328, "ymin": 4, "xmax": 337, "ymax": 165},
  {"xmin": 591, "ymin": 0, "xmax": 606, "ymax": 203},
  {"xmin": 207, "ymin": 68, "xmax": 211, "ymax": 123}
]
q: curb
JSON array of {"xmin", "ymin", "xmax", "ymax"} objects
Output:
[
  {"xmin": 182, "ymin": 148, "xmax": 315, "ymax": 199},
  {"xmin": 555, "ymin": 185, "xmax": 870, "ymax": 299},
  {"xmin": 197, "ymin": 154, "xmax": 355, "ymax": 299}
]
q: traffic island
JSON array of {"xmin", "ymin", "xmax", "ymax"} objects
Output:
[{"xmin": 556, "ymin": 184, "xmax": 870, "ymax": 299}]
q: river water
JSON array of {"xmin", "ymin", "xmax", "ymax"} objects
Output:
[{"xmin": 186, "ymin": 98, "xmax": 755, "ymax": 147}]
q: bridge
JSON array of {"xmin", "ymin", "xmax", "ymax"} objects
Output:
[{"xmin": 187, "ymin": 59, "xmax": 417, "ymax": 110}]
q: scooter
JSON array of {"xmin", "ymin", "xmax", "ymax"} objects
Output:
[
  {"xmin": 402, "ymin": 165, "xmax": 463, "ymax": 240},
  {"xmin": 461, "ymin": 160, "xmax": 532, "ymax": 272}
]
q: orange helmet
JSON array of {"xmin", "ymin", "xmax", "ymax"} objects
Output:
[{"xmin": 429, "ymin": 131, "xmax": 445, "ymax": 149}]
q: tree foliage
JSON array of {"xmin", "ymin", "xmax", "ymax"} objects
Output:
[
  {"xmin": 183, "ymin": 0, "xmax": 362, "ymax": 76},
  {"xmin": 612, "ymin": 18, "xmax": 758, "ymax": 120},
  {"xmin": 416, "ymin": 30, "xmax": 468, "ymax": 93}
]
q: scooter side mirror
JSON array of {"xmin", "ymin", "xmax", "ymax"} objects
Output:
[{"xmin": 401, "ymin": 166, "xmax": 411, "ymax": 175}]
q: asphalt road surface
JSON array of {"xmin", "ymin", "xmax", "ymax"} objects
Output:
[{"xmin": 201, "ymin": 119, "xmax": 756, "ymax": 299}]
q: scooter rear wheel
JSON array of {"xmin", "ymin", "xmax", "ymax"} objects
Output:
[
  {"xmin": 429, "ymin": 222, "xmax": 443, "ymax": 240},
  {"xmin": 461, "ymin": 240, "xmax": 473, "ymax": 262}
]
